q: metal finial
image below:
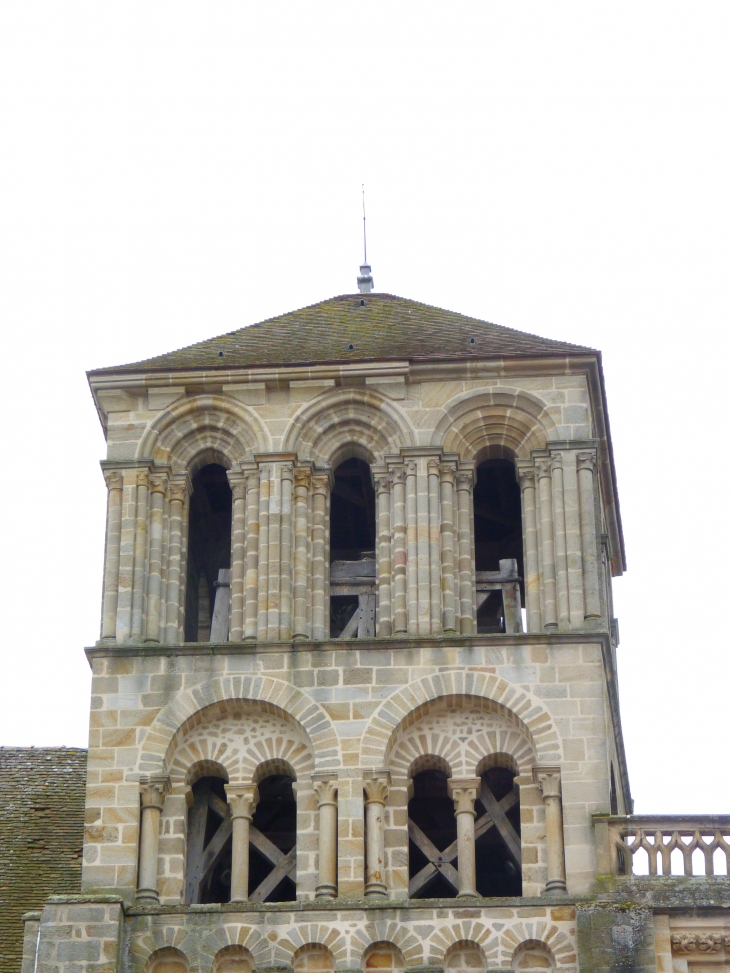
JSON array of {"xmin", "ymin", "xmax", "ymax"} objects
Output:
[{"xmin": 357, "ymin": 184, "xmax": 374, "ymax": 294}]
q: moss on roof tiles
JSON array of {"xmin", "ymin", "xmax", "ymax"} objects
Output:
[
  {"xmin": 0, "ymin": 748, "xmax": 86, "ymax": 973},
  {"xmin": 93, "ymin": 293, "xmax": 595, "ymax": 374}
]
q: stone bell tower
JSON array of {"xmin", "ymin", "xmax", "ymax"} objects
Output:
[{"xmin": 19, "ymin": 290, "xmax": 730, "ymax": 973}]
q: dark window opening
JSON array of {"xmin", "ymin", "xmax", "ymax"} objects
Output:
[
  {"xmin": 185, "ymin": 463, "xmax": 232, "ymax": 642},
  {"xmin": 474, "ymin": 766, "xmax": 522, "ymax": 897},
  {"xmin": 610, "ymin": 764, "xmax": 619, "ymax": 815},
  {"xmin": 474, "ymin": 458, "xmax": 524, "ymax": 634},
  {"xmin": 329, "ymin": 457, "xmax": 376, "ymax": 639},
  {"xmin": 186, "ymin": 776, "xmax": 232, "ymax": 904},
  {"xmin": 250, "ymin": 774, "xmax": 297, "ymax": 902},
  {"xmin": 408, "ymin": 769, "xmax": 458, "ymax": 899}
]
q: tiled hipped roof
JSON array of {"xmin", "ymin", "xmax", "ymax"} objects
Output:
[
  {"xmin": 94, "ymin": 293, "xmax": 595, "ymax": 373},
  {"xmin": 0, "ymin": 748, "xmax": 87, "ymax": 973}
]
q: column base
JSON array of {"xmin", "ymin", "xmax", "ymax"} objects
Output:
[
  {"xmin": 364, "ymin": 884, "xmax": 388, "ymax": 897},
  {"xmin": 135, "ymin": 888, "xmax": 160, "ymax": 903},
  {"xmin": 544, "ymin": 879, "xmax": 567, "ymax": 893},
  {"xmin": 315, "ymin": 884, "xmax": 338, "ymax": 899},
  {"xmin": 456, "ymin": 891, "xmax": 479, "ymax": 899}
]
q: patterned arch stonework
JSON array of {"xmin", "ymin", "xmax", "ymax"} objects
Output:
[
  {"xmin": 138, "ymin": 394, "xmax": 271, "ymax": 470},
  {"xmin": 167, "ymin": 698, "xmax": 315, "ymax": 786},
  {"xmin": 130, "ymin": 923, "xmax": 195, "ymax": 973},
  {"xmin": 499, "ymin": 925, "xmax": 577, "ymax": 969},
  {"xmin": 136, "ymin": 675, "xmax": 339, "ymax": 777},
  {"xmin": 430, "ymin": 388, "xmax": 559, "ymax": 460},
  {"xmin": 428, "ymin": 923, "xmax": 497, "ymax": 966},
  {"xmin": 360, "ymin": 670, "xmax": 562, "ymax": 769},
  {"xmin": 350, "ymin": 923, "xmax": 422, "ymax": 967},
  {"xmin": 274, "ymin": 925, "xmax": 348, "ymax": 967},
  {"xmin": 389, "ymin": 694, "xmax": 536, "ymax": 779},
  {"xmin": 281, "ymin": 388, "xmax": 416, "ymax": 466}
]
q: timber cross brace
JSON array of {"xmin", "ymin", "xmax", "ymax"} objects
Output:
[
  {"xmin": 408, "ymin": 779, "xmax": 521, "ymax": 898},
  {"xmin": 185, "ymin": 780, "xmax": 296, "ymax": 904},
  {"xmin": 329, "ymin": 557, "xmax": 376, "ymax": 639}
]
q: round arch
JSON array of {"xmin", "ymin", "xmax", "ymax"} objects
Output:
[
  {"xmin": 360, "ymin": 670, "xmax": 563, "ymax": 770},
  {"xmin": 138, "ymin": 394, "xmax": 270, "ymax": 471},
  {"xmin": 135, "ymin": 674, "xmax": 339, "ymax": 776},
  {"xmin": 281, "ymin": 388, "xmax": 415, "ymax": 466},
  {"xmin": 430, "ymin": 388, "xmax": 560, "ymax": 460},
  {"xmin": 273, "ymin": 925, "xmax": 348, "ymax": 969},
  {"xmin": 427, "ymin": 922, "xmax": 496, "ymax": 966}
]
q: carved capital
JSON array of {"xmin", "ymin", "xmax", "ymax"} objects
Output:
[
  {"xmin": 427, "ymin": 458, "xmax": 441, "ymax": 475},
  {"xmin": 168, "ymin": 475, "xmax": 191, "ymax": 504},
  {"xmin": 533, "ymin": 766, "xmax": 562, "ymax": 800},
  {"xmin": 103, "ymin": 470, "xmax": 124, "ymax": 492},
  {"xmin": 280, "ymin": 462, "xmax": 294, "ymax": 482},
  {"xmin": 447, "ymin": 777, "xmax": 480, "ymax": 815},
  {"xmin": 312, "ymin": 773, "xmax": 339, "ymax": 807},
  {"xmin": 576, "ymin": 450, "xmax": 597, "ymax": 474},
  {"xmin": 373, "ymin": 473, "xmax": 391, "ymax": 495},
  {"xmin": 391, "ymin": 467, "xmax": 406, "ymax": 485},
  {"xmin": 311, "ymin": 474, "xmax": 330, "ymax": 497},
  {"xmin": 227, "ymin": 471, "xmax": 247, "ymax": 502},
  {"xmin": 535, "ymin": 457, "xmax": 552, "ymax": 479},
  {"xmin": 439, "ymin": 461, "xmax": 457, "ymax": 483},
  {"xmin": 550, "ymin": 453, "xmax": 563, "ymax": 473},
  {"xmin": 136, "ymin": 469, "xmax": 150, "ymax": 489},
  {"xmin": 294, "ymin": 467, "xmax": 312, "ymax": 490},
  {"xmin": 405, "ymin": 460, "xmax": 417, "ymax": 477},
  {"xmin": 225, "ymin": 782, "xmax": 259, "ymax": 820},
  {"xmin": 517, "ymin": 466, "xmax": 536, "ymax": 491},
  {"xmin": 149, "ymin": 473, "xmax": 168, "ymax": 496},
  {"xmin": 363, "ymin": 771, "xmax": 390, "ymax": 806},
  {"xmin": 139, "ymin": 775, "xmax": 170, "ymax": 811},
  {"xmin": 245, "ymin": 469, "xmax": 260, "ymax": 488},
  {"xmin": 455, "ymin": 470, "xmax": 473, "ymax": 491}
]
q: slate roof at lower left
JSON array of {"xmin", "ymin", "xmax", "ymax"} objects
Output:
[{"xmin": 0, "ymin": 747, "xmax": 87, "ymax": 973}]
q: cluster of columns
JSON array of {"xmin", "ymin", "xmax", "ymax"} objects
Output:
[
  {"xmin": 135, "ymin": 766, "xmax": 566, "ymax": 903},
  {"xmin": 102, "ymin": 441, "xmax": 604, "ymax": 643},
  {"xmin": 516, "ymin": 442, "xmax": 603, "ymax": 633}
]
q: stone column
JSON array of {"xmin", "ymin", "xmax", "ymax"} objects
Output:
[
  {"xmin": 374, "ymin": 472, "xmax": 392, "ymax": 636},
  {"xmin": 293, "ymin": 468, "xmax": 311, "ymax": 640},
  {"xmin": 100, "ymin": 470, "xmax": 123, "ymax": 639},
  {"xmin": 164, "ymin": 476, "xmax": 190, "ymax": 645},
  {"xmin": 550, "ymin": 453, "xmax": 571, "ymax": 628},
  {"xmin": 312, "ymin": 773, "xmax": 338, "ymax": 899},
  {"xmin": 363, "ymin": 772, "xmax": 390, "ymax": 897},
  {"xmin": 225, "ymin": 783, "xmax": 259, "ymax": 902},
  {"xmin": 144, "ymin": 473, "xmax": 168, "ymax": 643},
  {"xmin": 448, "ymin": 778, "xmax": 480, "ymax": 898},
  {"xmin": 533, "ymin": 766, "xmax": 567, "ymax": 892},
  {"xmin": 279, "ymin": 463, "xmax": 294, "ymax": 640},
  {"xmin": 115, "ymin": 470, "xmax": 138, "ymax": 641},
  {"xmin": 536, "ymin": 458, "xmax": 558, "ymax": 629},
  {"xmin": 427, "ymin": 459, "xmax": 442, "ymax": 635},
  {"xmin": 577, "ymin": 450, "xmax": 602, "ymax": 622},
  {"xmin": 267, "ymin": 465, "xmax": 282, "ymax": 640},
  {"xmin": 227, "ymin": 472, "xmax": 247, "ymax": 641},
  {"xmin": 439, "ymin": 462, "xmax": 457, "ymax": 634},
  {"xmin": 405, "ymin": 461, "xmax": 419, "ymax": 634},
  {"xmin": 518, "ymin": 465, "xmax": 541, "ymax": 632},
  {"xmin": 391, "ymin": 467, "xmax": 408, "ymax": 635},
  {"xmin": 311, "ymin": 473, "xmax": 329, "ymax": 640},
  {"xmin": 130, "ymin": 470, "xmax": 150, "ymax": 639},
  {"xmin": 243, "ymin": 469, "xmax": 260, "ymax": 641},
  {"xmin": 256, "ymin": 466, "xmax": 271, "ymax": 640},
  {"xmin": 136, "ymin": 776, "xmax": 170, "ymax": 902},
  {"xmin": 455, "ymin": 471, "xmax": 474, "ymax": 635}
]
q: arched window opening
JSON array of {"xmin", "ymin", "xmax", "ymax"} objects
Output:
[
  {"xmin": 474, "ymin": 766, "xmax": 522, "ymax": 897},
  {"xmin": 145, "ymin": 948, "xmax": 190, "ymax": 973},
  {"xmin": 185, "ymin": 775, "xmax": 232, "ymax": 904},
  {"xmin": 329, "ymin": 456, "xmax": 376, "ymax": 639},
  {"xmin": 444, "ymin": 942, "xmax": 488, "ymax": 973},
  {"xmin": 293, "ymin": 945, "xmax": 336, "ymax": 973},
  {"xmin": 249, "ymin": 774, "xmax": 297, "ymax": 902},
  {"xmin": 408, "ymin": 769, "xmax": 459, "ymax": 899},
  {"xmin": 513, "ymin": 941, "xmax": 555, "ymax": 971},
  {"xmin": 362, "ymin": 943, "xmax": 404, "ymax": 973},
  {"xmin": 185, "ymin": 463, "xmax": 232, "ymax": 642},
  {"xmin": 473, "ymin": 458, "xmax": 524, "ymax": 634},
  {"xmin": 213, "ymin": 946, "xmax": 254, "ymax": 973}
]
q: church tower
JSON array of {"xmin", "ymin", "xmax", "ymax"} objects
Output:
[{"xmin": 18, "ymin": 290, "xmax": 729, "ymax": 973}]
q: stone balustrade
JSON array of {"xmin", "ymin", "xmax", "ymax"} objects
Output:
[{"xmin": 594, "ymin": 815, "xmax": 730, "ymax": 877}]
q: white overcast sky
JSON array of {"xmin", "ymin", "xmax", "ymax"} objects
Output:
[{"xmin": 0, "ymin": 3, "xmax": 728, "ymax": 816}]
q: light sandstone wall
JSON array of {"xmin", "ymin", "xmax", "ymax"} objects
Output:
[{"xmin": 82, "ymin": 635, "xmax": 613, "ymax": 904}]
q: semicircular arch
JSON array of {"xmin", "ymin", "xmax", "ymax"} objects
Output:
[
  {"xmin": 430, "ymin": 388, "xmax": 559, "ymax": 460},
  {"xmin": 138, "ymin": 394, "xmax": 270, "ymax": 471},
  {"xmin": 281, "ymin": 388, "xmax": 415, "ymax": 466},
  {"xmin": 360, "ymin": 670, "xmax": 562, "ymax": 770},
  {"xmin": 136, "ymin": 675, "xmax": 339, "ymax": 777}
]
